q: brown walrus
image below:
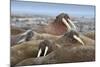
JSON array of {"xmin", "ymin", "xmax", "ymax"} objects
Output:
[
  {"xmin": 11, "ymin": 29, "xmax": 34, "ymax": 46},
  {"xmin": 35, "ymin": 30, "xmax": 95, "ymax": 58},
  {"xmin": 11, "ymin": 39, "xmax": 58, "ymax": 66},
  {"xmin": 55, "ymin": 30, "xmax": 95, "ymax": 47}
]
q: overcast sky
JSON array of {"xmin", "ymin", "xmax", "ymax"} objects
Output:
[{"xmin": 11, "ymin": 0, "xmax": 95, "ymax": 17}]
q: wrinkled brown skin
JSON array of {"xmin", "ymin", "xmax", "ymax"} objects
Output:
[
  {"xmin": 11, "ymin": 35, "xmax": 23, "ymax": 46},
  {"xmin": 55, "ymin": 31, "xmax": 95, "ymax": 48},
  {"xmin": 32, "ymin": 30, "xmax": 95, "ymax": 48},
  {"xmin": 31, "ymin": 31, "xmax": 61, "ymax": 41},
  {"xmin": 11, "ymin": 40, "xmax": 41, "ymax": 66},
  {"xmin": 15, "ymin": 33, "xmax": 95, "ymax": 66},
  {"xmin": 11, "ymin": 26, "xmax": 26, "ymax": 46},
  {"xmin": 16, "ymin": 45, "xmax": 95, "ymax": 66},
  {"xmin": 10, "ymin": 31, "xmax": 62, "ymax": 66},
  {"xmin": 11, "ymin": 39, "xmax": 58, "ymax": 66},
  {"xmin": 84, "ymin": 31, "xmax": 95, "ymax": 40},
  {"xmin": 30, "ymin": 30, "xmax": 95, "ymax": 47},
  {"xmin": 79, "ymin": 34, "xmax": 95, "ymax": 46},
  {"xmin": 11, "ymin": 31, "xmax": 60, "ymax": 47},
  {"xmin": 11, "ymin": 30, "xmax": 95, "ymax": 66},
  {"xmin": 32, "ymin": 13, "xmax": 71, "ymax": 35}
]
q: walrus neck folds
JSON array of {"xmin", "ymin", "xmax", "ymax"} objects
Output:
[{"xmin": 45, "ymin": 22, "xmax": 67, "ymax": 35}]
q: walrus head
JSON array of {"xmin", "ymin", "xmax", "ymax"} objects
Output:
[
  {"xmin": 55, "ymin": 13, "xmax": 77, "ymax": 31},
  {"xmin": 17, "ymin": 29, "xmax": 34, "ymax": 44},
  {"xmin": 37, "ymin": 40, "xmax": 54, "ymax": 57},
  {"xmin": 62, "ymin": 30, "xmax": 84, "ymax": 46}
]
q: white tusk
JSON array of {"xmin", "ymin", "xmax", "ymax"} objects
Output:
[
  {"xmin": 56, "ymin": 44, "xmax": 62, "ymax": 48},
  {"xmin": 17, "ymin": 38, "xmax": 25, "ymax": 44},
  {"xmin": 44, "ymin": 46, "xmax": 48, "ymax": 56},
  {"xmin": 37, "ymin": 48, "xmax": 42, "ymax": 57},
  {"xmin": 20, "ymin": 32, "xmax": 27, "ymax": 36},
  {"xmin": 67, "ymin": 19, "xmax": 76, "ymax": 29},
  {"xmin": 62, "ymin": 18, "xmax": 71, "ymax": 31},
  {"xmin": 20, "ymin": 30, "xmax": 32, "ymax": 36},
  {"xmin": 73, "ymin": 35, "xmax": 84, "ymax": 46}
]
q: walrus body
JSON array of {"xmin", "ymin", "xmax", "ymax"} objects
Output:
[
  {"xmin": 84, "ymin": 31, "xmax": 95, "ymax": 40},
  {"xmin": 11, "ymin": 40, "xmax": 41, "ymax": 66},
  {"xmin": 11, "ymin": 39, "xmax": 58, "ymax": 66},
  {"xmin": 16, "ymin": 45, "xmax": 95, "ymax": 66}
]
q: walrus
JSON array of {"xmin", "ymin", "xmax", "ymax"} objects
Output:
[
  {"xmin": 55, "ymin": 30, "xmax": 95, "ymax": 47},
  {"xmin": 11, "ymin": 39, "xmax": 58, "ymax": 66},
  {"xmin": 11, "ymin": 30, "xmax": 95, "ymax": 66},
  {"xmin": 11, "ymin": 29, "xmax": 34, "ymax": 46},
  {"xmin": 36, "ymin": 30, "xmax": 95, "ymax": 58}
]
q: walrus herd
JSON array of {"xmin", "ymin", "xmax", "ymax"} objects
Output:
[{"xmin": 10, "ymin": 13, "xmax": 95, "ymax": 67}]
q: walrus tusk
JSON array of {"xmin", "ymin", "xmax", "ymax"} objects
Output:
[
  {"xmin": 44, "ymin": 46, "xmax": 49, "ymax": 56},
  {"xmin": 17, "ymin": 38, "xmax": 26, "ymax": 44},
  {"xmin": 73, "ymin": 35, "xmax": 85, "ymax": 46},
  {"xmin": 62, "ymin": 18, "xmax": 71, "ymax": 31},
  {"xmin": 67, "ymin": 19, "xmax": 76, "ymax": 29},
  {"xmin": 37, "ymin": 48, "xmax": 42, "ymax": 57}
]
